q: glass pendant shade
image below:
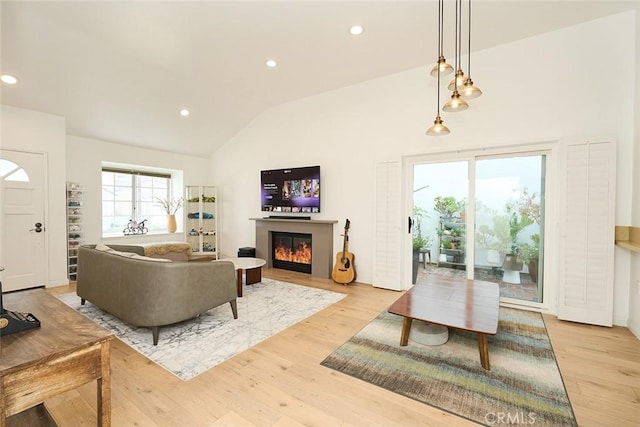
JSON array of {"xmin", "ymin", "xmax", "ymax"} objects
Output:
[
  {"xmin": 447, "ymin": 69, "xmax": 466, "ymax": 91},
  {"xmin": 430, "ymin": 56, "xmax": 454, "ymax": 77},
  {"xmin": 443, "ymin": 90, "xmax": 469, "ymax": 112},
  {"xmin": 461, "ymin": 77, "xmax": 482, "ymax": 99},
  {"xmin": 426, "ymin": 115, "xmax": 450, "ymax": 136}
]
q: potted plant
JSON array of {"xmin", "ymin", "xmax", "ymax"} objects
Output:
[
  {"xmin": 411, "ymin": 206, "xmax": 434, "ymax": 283},
  {"xmin": 501, "ymin": 208, "xmax": 527, "ymax": 270},
  {"xmin": 433, "ymin": 196, "xmax": 458, "ymax": 219},
  {"xmin": 517, "ymin": 234, "xmax": 540, "ymax": 283},
  {"xmin": 505, "ymin": 188, "xmax": 540, "ymax": 272}
]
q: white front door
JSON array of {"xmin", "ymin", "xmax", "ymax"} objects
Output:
[{"xmin": 0, "ymin": 150, "xmax": 47, "ymax": 292}]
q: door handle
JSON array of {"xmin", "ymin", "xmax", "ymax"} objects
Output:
[
  {"xmin": 29, "ymin": 222, "xmax": 44, "ymax": 233},
  {"xmin": 408, "ymin": 216, "xmax": 413, "ymax": 234}
]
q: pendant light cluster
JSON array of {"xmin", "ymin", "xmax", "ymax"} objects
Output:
[{"xmin": 427, "ymin": 0, "xmax": 482, "ymax": 136}]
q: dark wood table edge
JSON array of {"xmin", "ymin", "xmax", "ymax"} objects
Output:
[
  {"xmin": 236, "ymin": 266, "xmax": 263, "ymax": 298},
  {"xmin": 388, "ymin": 279, "xmax": 499, "ymax": 371},
  {"xmin": 395, "ymin": 313, "xmax": 495, "ymax": 370},
  {"xmin": 1, "ymin": 289, "xmax": 114, "ymax": 427}
]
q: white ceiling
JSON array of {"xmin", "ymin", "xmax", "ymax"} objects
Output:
[{"xmin": 1, "ymin": 1, "xmax": 637, "ymax": 156}]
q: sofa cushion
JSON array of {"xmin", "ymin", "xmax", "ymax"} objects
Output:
[
  {"xmin": 130, "ymin": 253, "xmax": 172, "ymax": 262},
  {"xmin": 141, "ymin": 242, "xmax": 191, "ymax": 262},
  {"xmin": 94, "ymin": 243, "xmax": 169, "ymax": 261}
]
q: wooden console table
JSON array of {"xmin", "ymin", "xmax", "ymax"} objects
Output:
[{"xmin": 1, "ymin": 289, "xmax": 114, "ymax": 426}]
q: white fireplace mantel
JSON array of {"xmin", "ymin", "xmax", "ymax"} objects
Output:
[{"xmin": 250, "ymin": 218, "xmax": 338, "ymax": 278}]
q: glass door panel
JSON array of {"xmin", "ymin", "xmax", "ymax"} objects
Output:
[
  {"xmin": 474, "ymin": 155, "xmax": 545, "ymax": 303},
  {"xmin": 412, "ymin": 161, "xmax": 469, "ymax": 284}
]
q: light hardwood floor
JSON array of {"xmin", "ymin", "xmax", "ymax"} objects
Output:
[{"xmin": 42, "ymin": 269, "xmax": 640, "ymax": 427}]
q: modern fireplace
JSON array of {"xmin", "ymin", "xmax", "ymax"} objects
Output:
[
  {"xmin": 272, "ymin": 232, "xmax": 312, "ymax": 274},
  {"xmin": 252, "ymin": 218, "xmax": 337, "ymax": 278}
]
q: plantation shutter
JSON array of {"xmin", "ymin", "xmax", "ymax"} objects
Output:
[
  {"xmin": 558, "ymin": 140, "xmax": 616, "ymax": 326},
  {"xmin": 373, "ymin": 160, "xmax": 403, "ymax": 290}
]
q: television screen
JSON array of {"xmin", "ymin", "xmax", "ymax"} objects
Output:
[{"xmin": 261, "ymin": 166, "xmax": 320, "ymax": 213}]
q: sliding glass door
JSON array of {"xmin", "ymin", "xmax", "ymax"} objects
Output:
[
  {"xmin": 474, "ymin": 155, "xmax": 545, "ymax": 303},
  {"xmin": 411, "ymin": 152, "xmax": 546, "ymax": 305}
]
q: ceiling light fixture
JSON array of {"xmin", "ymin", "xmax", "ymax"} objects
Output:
[
  {"xmin": 265, "ymin": 59, "xmax": 278, "ymax": 68},
  {"xmin": 429, "ymin": 0, "xmax": 453, "ymax": 78},
  {"xmin": 179, "ymin": 109, "xmax": 190, "ymax": 117},
  {"xmin": 427, "ymin": 0, "xmax": 450, "ymax": 136},
  {"xmin": 442, "ymin": 0, "xmax": 468, "ymax": 113},
  {"xmin": 1, "ymin": 74, "xmax": 19, "ymax": 85},
  {"xmin": 350, "ymin": 25, "xmax": 364, "ymax": 36},
  {"xmin": 461, "ymin": 0, "xmax": 482, "ymax": 99}
]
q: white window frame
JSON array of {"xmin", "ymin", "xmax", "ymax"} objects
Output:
[{"xmin": 101, "ymin": 166, "xmax": 176, "ymax": 237}]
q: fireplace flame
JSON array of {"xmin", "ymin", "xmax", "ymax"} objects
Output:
[{"xmin": 274, "ymin": 241, "xmax": 311, "ymax": 264}]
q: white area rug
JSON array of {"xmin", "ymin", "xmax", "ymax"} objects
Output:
[{"xmin": 58, "ymin": 279, "xmax": 346, "ymax": 381}]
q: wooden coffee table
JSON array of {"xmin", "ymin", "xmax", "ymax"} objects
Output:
[
  {"xmin": 388, "ymin": 276, "xmax": 499, "ymax": 370},
  {"xmin": 224, "ymin": 257, "xmax": 266, "ymax": 297},
  {"xmin": 1, "ymin": 289, "xmax": 113, "ymax": 426}
]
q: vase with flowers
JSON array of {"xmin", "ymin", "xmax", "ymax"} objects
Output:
[{"xmin": 156, "ymin": 197, "xmax": 183, "ymax": 233}]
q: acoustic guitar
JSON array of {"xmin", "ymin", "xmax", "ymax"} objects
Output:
[{"xmin": 332, "ymin": 219, "xmax": 356, "ymax": 284}]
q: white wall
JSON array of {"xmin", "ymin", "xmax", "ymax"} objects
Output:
[
  {"xmin": 211, "ymin": 12, "xmax": 636, "ymax": 325},
  {"xmin": 66, "ymin": 135, "xmax": 211, "ymax": 245},
  {"xmin": 0, "ymin": 105, "xmax": 68, "ymax": 286},
  {"xmin": 627, "ymin": 9, "xmax": 640, "ymax": 338},
  {"xmin": 0, "ymin": 106, "xmax": 213, "ymax": 286}
]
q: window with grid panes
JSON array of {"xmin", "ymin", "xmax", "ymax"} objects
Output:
[{"xmin": 101, "ymin": 168, "xmax": 171, "ymax": 236}]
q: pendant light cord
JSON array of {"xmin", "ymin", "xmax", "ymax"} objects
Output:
[
  {"xmin": 454, "ymin": 0, "xmax": 458, "ymax": 76},
  {"xmin": 438, "ymin": 0, "xmax": 443, "ymax": 59},
  {"xmin": 436, "ymin": 0, "xmax": 442, "ymax": 111},
  {"xmin": 459, "ymin": 0, "xmax": 463, "ymax": 74},
  {"xmin": 467, "ymin": 0, "xmax": 472, "ymax": 77}
]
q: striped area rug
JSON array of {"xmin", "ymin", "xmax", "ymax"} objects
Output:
[{"xmin": 321, "ymin": 307, "xmax": 577, "ymax": 426}]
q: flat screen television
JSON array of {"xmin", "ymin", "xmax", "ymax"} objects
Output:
[{"xmin": 261, "ymin": 165, "xmax": 320, "ymax": 213}]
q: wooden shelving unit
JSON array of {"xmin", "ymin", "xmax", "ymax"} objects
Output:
[
  {"xmin": 437, "ymin": 217, "xmax": 465, "ymax": 269},
  {"xmin": 185, "ymin": 185, "xmax": 218, "ymax": 258},
  {"xmin": 615, "ymin": 226, "xmax": 640, "ymax": 253},
  {"xmin": 66, "ymin": 182, "xmax": 83, "ymax": 280}
]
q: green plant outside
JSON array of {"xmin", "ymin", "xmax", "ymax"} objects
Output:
[
  {"xmin": 475, "ymin": 212, "xmax": 511, "ymax": 253},
  {"xmin": 412, "ymin": 206, "xmax": 433, "ymax": 250},
  {"xmin": 475, "ymin": 187, "xmax": 541, "ymax": 260},
  {"xmin": 433, "ymin": 196, "xmax": 459, "ymax": 217},
  {"xmin": 517, "ymin": 234, "xmax": 540, "ymax": 264},
  {"xmin": 507, "ymin": 205, "xmax": 534, "ymax": 255}
]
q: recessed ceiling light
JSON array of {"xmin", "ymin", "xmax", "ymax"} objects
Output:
[
  {"xmin": 179, "ymin": 109, "xmax": 190, "ymax": 117},
  {"xmin": 1, "ymin": 74, "xmax": 19, "ymax": 85},
  {"xmin": 350, "ymin": 25, "xmax": 364, "ymax": 36},
  {"xmin": 265, "ymin": 59, "xmax": 278, "ymax": 68}
]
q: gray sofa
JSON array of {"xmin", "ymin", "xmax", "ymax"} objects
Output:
[{"xmin": 77, "ymin": 244, "xmax": 237, "ymax": 345}]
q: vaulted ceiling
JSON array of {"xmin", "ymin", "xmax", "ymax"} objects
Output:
[{"xmin": 1, "ymin": 1, "xmax": 636, "ymax": 156}]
